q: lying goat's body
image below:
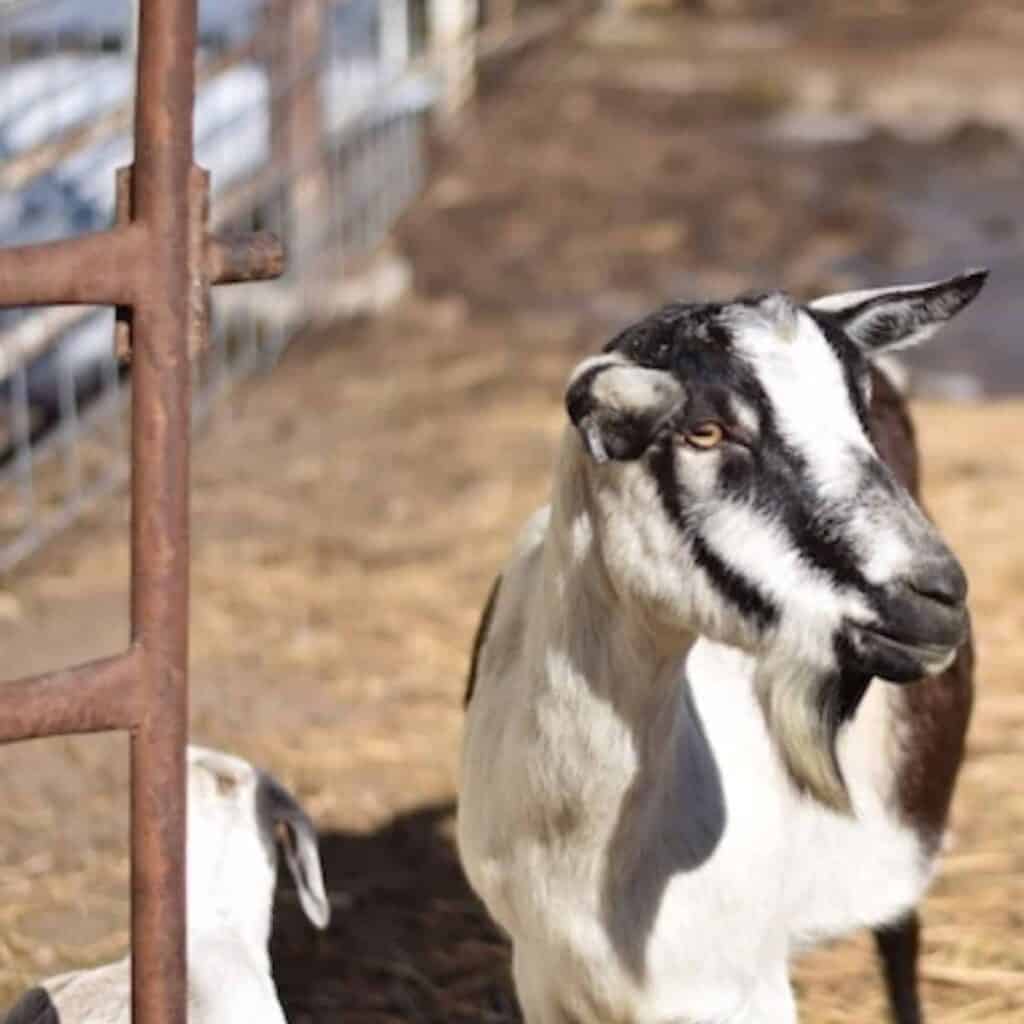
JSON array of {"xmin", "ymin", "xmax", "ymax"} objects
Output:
[
  {"xmin": 459, "ymin": 366, "xmax": 972, "ymax": 1024},
  {"xmin": 11, "ymin": 934, "xmax": 286, "ymax": 1024}
]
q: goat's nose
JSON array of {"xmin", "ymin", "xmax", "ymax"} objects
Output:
[{"xmin": 906, "ymin": 557, "xmax": 968, "ymax": 607}]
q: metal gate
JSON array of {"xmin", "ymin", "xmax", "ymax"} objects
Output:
[{"xmin": 0, "ymin": 0, "xmax": 283, "ymax": 1019}]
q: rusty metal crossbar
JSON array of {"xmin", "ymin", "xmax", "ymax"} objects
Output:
[{"xmin": 0, "ymin": 0, "xmax": 284, "ymax": 1020}]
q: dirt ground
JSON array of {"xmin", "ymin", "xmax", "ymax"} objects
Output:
[{"xmin": 2, "ymin": 3, "xmax": 1023, "ymax": 1021}]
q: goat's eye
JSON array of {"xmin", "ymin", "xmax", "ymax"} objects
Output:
[
  {"xmin": 214, "ymin": 771, "xmax": 237, "ymax": 796},
  {"xmin": 682, "ymin": 422, "xmax": 724, "ymax": 450}
]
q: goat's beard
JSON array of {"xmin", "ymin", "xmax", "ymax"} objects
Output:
[{"xmin": 754, "ymin": 653, "xmax": 873, "ymax": 814}]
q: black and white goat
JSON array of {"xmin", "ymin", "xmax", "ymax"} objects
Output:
[
  {"xmin": 458, "ymin": 272, "xmax": 984, "ymax": 1024},
  {"xmin": 3, "ymin": 746, "xmax": 330, "ymax": 1024}
]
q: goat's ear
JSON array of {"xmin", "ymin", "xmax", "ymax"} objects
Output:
[
  {"xmin": 566, "ymin": 355, "xmax": 684, "ymax": 463},
  {"xmin": 188, "ymin": 744, "xmax": 252, "ymax": 797},
  {"xmin": 258, "ymin": 773, "xmax": 331, "ymax": 929},
  {"xmin": 808, "ymin": 269, "xmax": 988, "ymax": 354}
]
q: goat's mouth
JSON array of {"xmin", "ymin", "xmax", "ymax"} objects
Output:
[{"xmin": 843, "ymin": 620, "xmax": 963, "ymax": 682}]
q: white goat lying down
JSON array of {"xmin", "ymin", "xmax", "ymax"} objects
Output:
[
  {"xmin": 458, "ymin": 272, "xmax": 985, "ymax": 1024},
  {"xmin": 3, "ymin": 746, "xmax": 330, "ymax": 1024}
]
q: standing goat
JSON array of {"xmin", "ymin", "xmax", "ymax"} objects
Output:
[
  {"xmin": 458, "ymin": 272, "xmax": 984, "ymax": 1024},
  {"xmin": 3, "ymin": 746, "xmax": 330, "ymax": 1024}
]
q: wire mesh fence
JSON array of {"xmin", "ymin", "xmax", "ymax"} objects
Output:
[{"xmin": 0, "ymin": 0, "xmax": 446, "ymax": 571}]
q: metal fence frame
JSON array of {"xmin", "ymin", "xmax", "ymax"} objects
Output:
[{"xmin": 0, "ymin": 0, "xmax": 283, "ymax": 1019}]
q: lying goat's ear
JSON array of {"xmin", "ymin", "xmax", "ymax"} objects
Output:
[
  {"xmin": 258, "ymin": 773, "xmax": 331, "ymax": 929},
  {"xmin": 566, "ymin": 355, "xmax": 684, "ymax": 463},
  {"xmin": 808, "ymin": 269, "xmax": 988, "ymax": 354}
]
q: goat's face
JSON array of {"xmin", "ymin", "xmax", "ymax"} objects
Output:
[
  {"xmin": 186, "ymin": 746, "xmax": 330, "ymax": 949},
  {"xmin": 566, "ymin": 271, "xmax": 986, "ymax": 808}
]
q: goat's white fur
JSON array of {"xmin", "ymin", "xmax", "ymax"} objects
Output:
[
  {"xmin": 459, "ymin": 483, "xmax": 929, "ymax": 1023},
  {"xmin": 457, "ymin": 277, "xmax": 983, "ymax": 1022},
  {"xmin": 7, "ymin": 746, "xmax": 329, "ymax": 1024}
]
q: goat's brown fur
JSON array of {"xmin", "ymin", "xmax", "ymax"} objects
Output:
[{"xmin": 868, "ymin": 367, "xmax": 974, "ymax": 850}]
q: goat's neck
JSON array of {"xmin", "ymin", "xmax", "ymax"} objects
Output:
[
  {"xmin": 187, "ymin": 865, "xmax": 275, "ymax": 970},
  {"xmin": 538, "ymin": 437, "xmax": 697, "ymax": 733}
]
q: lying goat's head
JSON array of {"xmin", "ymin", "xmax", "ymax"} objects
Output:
[
  {"xmin": 566, "ymin": 270, "xmax": 986, "ymax": 810},
  {"xmin": 187, "ymin": 745, "xmax": 330, "ymax": 949}
]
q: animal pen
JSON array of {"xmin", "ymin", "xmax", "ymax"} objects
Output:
[{"xmin": 0, "ymin": 0, "xmax": 575, "ymax": 1019}]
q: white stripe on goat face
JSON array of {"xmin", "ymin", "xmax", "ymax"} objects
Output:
[{"xmin": 731, "ymin": 306, "xmax": 872, "ymax": 502}]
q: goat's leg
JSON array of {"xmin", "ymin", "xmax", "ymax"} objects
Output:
[{"xmin": 873, "ymin": 911, "xmax": 923, "ymax": 1024}]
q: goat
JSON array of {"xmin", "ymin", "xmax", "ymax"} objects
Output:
[
  {"xmin": 458, "ymin": 271, "xmax": 984, "ymax": 1024},
  {"xmin": 3, "ymin": 746, "xmax": 330, "ymax": 1024}
]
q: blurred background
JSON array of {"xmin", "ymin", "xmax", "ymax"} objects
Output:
[{"xmin": 0, "ymin": 1, "xmax": 1021, "ymax": 1021}]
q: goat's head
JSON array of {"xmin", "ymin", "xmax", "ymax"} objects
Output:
[
  {"xmin": 186, "ymin": 746, "xmax": 330, "ymax": 951},
  {"xmin": 565, "ymin": 270, "xmax": 986, "ymax": 810}
]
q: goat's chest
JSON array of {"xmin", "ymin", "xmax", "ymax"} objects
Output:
[
  {"xmin": 460, "ymin": 643, "xmax": 934, "ymax": 1021},
  {"xmin": 673, "ymin": 643, "xmax": 933, "ymax": 948}
]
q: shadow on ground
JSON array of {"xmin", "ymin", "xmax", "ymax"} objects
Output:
[{"xmin": 271, "ymin": 802, "xmax": 520, "ymax": 1024}]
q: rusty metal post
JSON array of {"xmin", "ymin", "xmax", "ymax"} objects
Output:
[
  {"xmin": 0, "ymin": 0, "xmax": 287, "ymax": 1020},
  {"xmin": 128, "ymin": 0, "xmax": 196, "ymax": 1017},
  {"xmin": 267, "ymin": 0, "xmax": 330, "ymax": 270}
]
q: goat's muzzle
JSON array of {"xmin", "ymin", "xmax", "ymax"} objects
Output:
[{"xmin": 845, "ymin": 555, "xmax": 968, "ymax": 682}]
